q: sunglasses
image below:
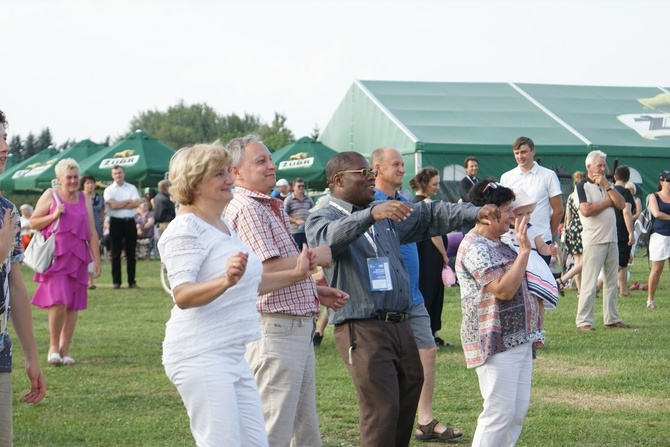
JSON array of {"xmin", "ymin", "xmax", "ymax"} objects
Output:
[
  {"xmin": 662, "ymin": 179, "xmax": 670, "ymax": 183},
  {"xmin": 336, "ymin": 169, "xmax": 378, "ymax": 179},
  {"xmin": 482, "ymin": 182, "xmax": 499, "ymax": 192},
  {"xmin": 295, "ymin": 184, "xmax": 306, "ymax": 188}
]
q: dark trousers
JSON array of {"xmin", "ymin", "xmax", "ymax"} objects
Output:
[
  {"xmin": 333, "ymin": 319, "xmax": 423, "ymax": 447},
  {"xmin": 110, "ymin": 217, "xmax": 137, "ymax": 286},
  {"xmin": 292, "ymin": 232, "xmax": 308, "ymax": 249}
]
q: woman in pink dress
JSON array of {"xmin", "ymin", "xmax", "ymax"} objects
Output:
[{"xmin": 30, "ymin": 158, "xmax": 101, "ymax": 366}]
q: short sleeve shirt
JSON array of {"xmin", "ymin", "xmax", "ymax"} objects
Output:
[
  {"xmin": 0, "ymin": 197, "xmax": 23, "ymax": 372},
  {"xmin": 456, "ymin": 232, "xmax": 542, "ymax": 368},
  {"xmin": 500, "ymin": 162, "xmax": 562, "ymax": 241}
]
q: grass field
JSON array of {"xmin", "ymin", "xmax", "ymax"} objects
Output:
[{"xmin": 9, "ymin": 254, "xmax": 670, "ymax": 446}]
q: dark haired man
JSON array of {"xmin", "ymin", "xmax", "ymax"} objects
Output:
[
  {"xmin": 306, "ymin": 151, "xmax": 495, "ymax": 447},
  {"xmin": 613, "ymin": 166, "xmax": 636, "ymax": 296},
  {"xmin": 284, "ymin": 178, "xmax": 313, "ymax": 248},
  {"xmin": 500, "ymin": 136, "xmax": 563, "ymax": 264},
  {"xmin": 104, "ymin": 165, "xmax": 141, "ymax": 289},
  {"xmin": 459, "ymin": 156, "xmax": 479, "ymax": 201}
]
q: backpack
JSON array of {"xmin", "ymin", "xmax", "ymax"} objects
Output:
[{"xmin": 634, "ymin": 193, "xmax": 658, "ymax": 251}]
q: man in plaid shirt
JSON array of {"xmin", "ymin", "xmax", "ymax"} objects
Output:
[{"xmin": 224, "ymin": 135, "xmax": 347, "ymax": 447}]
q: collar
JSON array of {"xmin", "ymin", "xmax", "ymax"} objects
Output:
[
  {"xmin": 329, "ymin": 196, "xmax": 369, "ymax": 213},
  {"xmin": 234, "ymin": 186, "xmax": 273, "ymax": 202},
  {"xmin": 516, "ymin": 161, "xmax": 539, "ymax": 175},
  {"xmin": 374, "ymin": 187, "xmax": 410, "ymax": 203}
]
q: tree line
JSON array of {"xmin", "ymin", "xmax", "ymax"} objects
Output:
[{"xmin": 8, "ymin": 101, "xmax": 302, "ymax": 162}]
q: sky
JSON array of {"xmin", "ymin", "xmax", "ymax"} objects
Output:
[{"xmin": 3, "ymin": 0, "xmax": 669, "ymax": 146}]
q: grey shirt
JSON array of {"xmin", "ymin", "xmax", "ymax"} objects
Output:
[{"xmin": 306, "ymin": 197, "xmax": 479, "ymax": 324}]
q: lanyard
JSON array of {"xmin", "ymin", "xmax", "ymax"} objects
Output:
[{"xmin": 329, "ymin": 201, "xmax": 379, "ymax": 257}]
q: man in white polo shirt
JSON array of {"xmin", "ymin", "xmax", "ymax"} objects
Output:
[
  {"xmin": 500, "ymin": 136, "xmax": 563, "ymax": 263},
  {"xmin": 104, "ymin": 165, "xmax": 141, "ymax": 289}
]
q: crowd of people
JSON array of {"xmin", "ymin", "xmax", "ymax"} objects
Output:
[{"xmin": 2, "ymin": 104, "xmax": 668, "ymax": 447}]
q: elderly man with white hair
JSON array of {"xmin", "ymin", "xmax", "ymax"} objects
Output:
[{"xmin": 575, "ymin": 150, "xmax": 629, "ymax": 331}]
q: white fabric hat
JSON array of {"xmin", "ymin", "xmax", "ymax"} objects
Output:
[
  {"xmin": 276, "ymin": 178, "xmax": 289, "ymax": 187},
  {"xmin": 510, "ymin": 189, "xmax": 537, "ymax": 211}
]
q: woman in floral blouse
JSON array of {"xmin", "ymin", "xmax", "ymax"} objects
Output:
[{"xmin": 455, "ymin": 179, "xmax": 542, "ymax": 447}]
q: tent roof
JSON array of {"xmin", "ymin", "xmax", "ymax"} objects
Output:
[
  {"xmin": 322, "ymin": 80, "xmax": 670, "ymax": 154},
  {"xmin": 319, "ymin": 80, "xmax": 670, "ymax": 195}
]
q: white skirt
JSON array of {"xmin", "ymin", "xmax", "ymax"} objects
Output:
[{"xmin": 649, "ymin": 232, "xmax": 670, "ymax": 261}]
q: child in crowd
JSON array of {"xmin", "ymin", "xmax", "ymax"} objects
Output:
[{"xmin": 501, "ymin": 190, "xmax": 560, "ymax": 348}]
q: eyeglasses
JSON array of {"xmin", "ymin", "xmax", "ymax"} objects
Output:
[
  {"xmin": 482, "ymin": 182, "xmax": 499, "ymax": 193},
  {"xmin": 336, "ymin": 169, "xmax": 378, "ymax": 179}
]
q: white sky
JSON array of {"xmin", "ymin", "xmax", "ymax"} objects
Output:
[{"xmin": 3, "ymin": 0, "xmax": 669, "ymax": 145}]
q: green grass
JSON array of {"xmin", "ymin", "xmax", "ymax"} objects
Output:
[{"xmin": 10, "ymin": 255, "xmax": 670, "ymax": 446}]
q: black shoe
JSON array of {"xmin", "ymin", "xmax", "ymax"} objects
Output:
[
  {"xmin": 129, "ymin": 283, "xmax": 139, "ymax": 289},
  {"xmin": 313, "ymin": 333, "xmax": 323, "ymax": 347},
  {"xmin": 113, "ymin": 284, "xmax": 121, "ymax": 289}
]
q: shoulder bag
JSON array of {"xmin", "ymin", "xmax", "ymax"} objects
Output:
[{"xmin": 23, "ymin": 189, "xmax": 62, "ymax": 273}]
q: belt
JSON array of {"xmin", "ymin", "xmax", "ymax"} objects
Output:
[
  {"xmin": 374, "ymin": 311, "xmax": 409, "ymax": 323},
  {"xmin": 111, "ymin": 217, "xmax": 135, "ymax": 221}
]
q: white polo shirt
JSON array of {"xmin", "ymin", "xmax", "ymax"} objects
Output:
[
  {"xmin": 500, "ymin": 162, "xmax": 562, "ymax": 241},
  {"xmin": 104, "ymin": 181, "xmax": 140, "ymax": 219}
]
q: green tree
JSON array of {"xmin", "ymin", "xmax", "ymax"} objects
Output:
[
  {"xmin": 128, "ymin": 102, "xmax": 295, "ymax": 151},
  {"xmin": 129, "ymin": 101, "xmax": 224, "ymax": 149},
  {"xmin": 23, "ymin": 132, "xmax": 37, "ymax": 159},
  {"xmin": 36, "ymin": 128, "xmax": 54, "ymax": 152},
  {"xmin": 9, "ymin": 135, "xmax": 24, "ymax": 160},
  {"xmin": 258, "ymin": 112, "xmax": 294, "ymax": 150}
]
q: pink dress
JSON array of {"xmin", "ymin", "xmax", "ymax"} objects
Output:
[{"xmin": 32, "ymin": 192, "xmax": 92, "ymax": 311}]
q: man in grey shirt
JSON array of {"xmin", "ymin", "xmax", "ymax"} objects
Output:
[{"xmin": 306, "ymin": 151, "xmax": 496, "ymax": 447}]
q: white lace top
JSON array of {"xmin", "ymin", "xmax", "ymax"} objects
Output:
[{"xmin": 158, "ymin": 213, "xmax": 262, "ymax": 365}]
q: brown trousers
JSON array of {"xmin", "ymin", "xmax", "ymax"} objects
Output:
[{"xmin": 334, "ymin": 319, "xmax": 423, "ymax": 447}]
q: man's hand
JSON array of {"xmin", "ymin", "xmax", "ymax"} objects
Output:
[
  {"xmin": 370, "ymin": 201, "xmax": 412, "ymax": 222},
  {"xmin": 312, "ymin": 245, "xmax": 332, "ymax": 269},
  {"xmin": 476, "ymin": 204, "xmax": 500, "ymax": 226},
  {"xmin": 316, "ymin": 286, "xmax": 349, "ymax": 311}
]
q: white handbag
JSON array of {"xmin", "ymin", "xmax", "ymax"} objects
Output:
[{"xmin": 23, "ymin": 190, "xmax": 61, "ymax": 273}]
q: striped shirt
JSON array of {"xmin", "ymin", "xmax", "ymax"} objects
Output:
[{"xmin": 225, "ymin": 187, "xmax": 319, "ymax": 317}]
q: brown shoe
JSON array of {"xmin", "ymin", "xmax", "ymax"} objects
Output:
[
  {"xmin": 577, "ymin": 325, "xmax": 595, "ymax": 331},
  {"xmin": 605, "ymin": 321, "xmax": 630, "ymax": 329}
]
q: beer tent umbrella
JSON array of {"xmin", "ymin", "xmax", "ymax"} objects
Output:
[
  {"xmin": 12, "ymin": 139, "xmax": 105, "ymax": 191},
  {"xmin": 77, "ymin": 130, "xmax": 175, "ymax": 189},
  {"xmin": 0, "ymin": 147, "xmax": 60, "ymax": 192},
  {"xmin": 271, "ymin": 136, "xmax": 338, "ymax": 191}
]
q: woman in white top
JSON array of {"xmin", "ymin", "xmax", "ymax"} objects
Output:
[{"xmin": 159, "ymin": 144, "xmax": 321, "ymax": 447}]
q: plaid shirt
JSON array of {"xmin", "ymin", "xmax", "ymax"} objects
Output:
[{"xmin": 225, "ymin": 186, "xmax": 319, "ymax": 317}]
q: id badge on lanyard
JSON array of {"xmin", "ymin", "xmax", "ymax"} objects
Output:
[{"xmin": 329, "ymin": 201, "xmax": 393, "ymax": 292}]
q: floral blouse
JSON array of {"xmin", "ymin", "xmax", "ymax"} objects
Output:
[{"xmin": 455, "ymin": 232, "xmax": 542, "ymax": 368}]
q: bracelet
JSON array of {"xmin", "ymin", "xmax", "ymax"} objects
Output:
[{"xmin": 606, "ymin": 186, "xmax": 613, "ymax": 191}]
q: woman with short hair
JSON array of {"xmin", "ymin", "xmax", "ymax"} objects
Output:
[{"xmin": 30, "ymin": 158, "xmax": 101, "ymax": 366}]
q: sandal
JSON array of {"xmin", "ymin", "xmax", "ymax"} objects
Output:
[
  {"xmin": 47, "ymin": 352, "xmax": 62, "ymax": 365},
  {"xmin": 556, "ymin": 278, "xmax": 566, "ymax": 297},
  {"xmin": 415, "ymin": 418, "xmax": 463, "ymax": 442},
  {"xmin": 647, "ymin": 300, "xmax": 655, "ymax": 309},
  {"xmin": 62, "ymin": 356, "xmax": 76, "ymax": 365},
  {"xmin": 434, "ymin": 337, "xmax": 453, "ymax": 348}
]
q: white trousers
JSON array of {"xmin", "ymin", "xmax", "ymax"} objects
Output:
[
  {"xmin": 164, "ymin": 345, "xmax": 268, "ymax": 447},
  {"xmin": 472, "ymin": 343, "xmax": 534, "ymax": 447}
]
